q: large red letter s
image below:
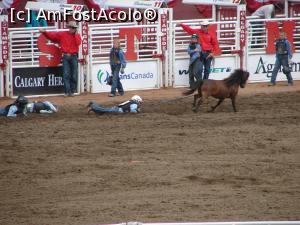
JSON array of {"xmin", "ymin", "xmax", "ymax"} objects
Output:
[
  {"xmin": 38, "ymin": 34, "xmax": 62, "ymax": 67},
  {"xmin": 119, "ymin": 28, "xmax": 142, "ymax": 61}
]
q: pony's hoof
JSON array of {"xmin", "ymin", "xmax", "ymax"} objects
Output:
[{"xmin": 192, "ymin": 107, "xmax": 198, "ymax": 113}]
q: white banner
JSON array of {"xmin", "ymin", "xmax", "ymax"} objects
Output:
[
  {"xmin": 174, "ymin": 56, "xmax": 237, "ymax": 87},
  {"xmin": 25, "ymin": 1, "xmax": 84, "ymax": 12},
  {"xmin": 97, "ymin": 0, "xmax": 165, "ymax": 9},
  {"xmin": 182, "ymin": 0, "xmax": 241, "ymax": 6},
  {"xmin": 247, "ymin": 53, "xmax": 300, "ymax": 83},
  {"xmin": 91, "ymin": 60, "xmax": 160, "ymax": 93}
]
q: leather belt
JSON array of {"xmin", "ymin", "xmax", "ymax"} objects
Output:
[{"xmin": 63, "ymin": 53, "xmax": 77, "ymax": 56}]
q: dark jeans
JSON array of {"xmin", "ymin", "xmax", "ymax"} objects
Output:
[
  {"xmin": 111, "ymin": 64, "xmax": 124, "ymax": 95},
  {"xmin": 201, "ymin": 52, "xmax": 213, "ymax": 80},
  {"xmin": 0, "ymin": 108, "xmax": 6, "ymax": 116},
  {"xmin": 271, "ymin": 55, "xmax": 293, "ymax": 84},
  {"xmin": 91, "ymin": 103, "xmax": 121, "ymax": 114},
  {"xmin": 62, "ymin": 54, "xmax": 78, "ymax": 94},
  {"xmin": 189, "ymin": 59, "xmax": 203, "ymax": 88}
]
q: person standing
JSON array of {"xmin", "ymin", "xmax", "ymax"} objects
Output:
[
  {"xmin": 187, "ymin": 34, "xmax": 202, "ymax": 88},
  {"xmin": 180, "ymin": 20, "xmax": 220, "ymax": 80},
  {"xmin": 269, "ymin": 31, "xmax": 293, "ymax": 86},
  {"xmin": 40, "ymin": 21, "xmax": 82, "ymax": 97},
  {"xmin": 109, "ymin": 38, "xmax": 126, "ymax": 97}
]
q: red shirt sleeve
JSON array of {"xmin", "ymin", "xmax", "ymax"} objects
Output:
[
  {"xmin": 180, "ymin": 23, "xmax": 198, "ymax": 35},
  {"xmin": 43, "ymin": 31, "xmax": 62, "ymax": 43},
  {"xmin": 75, "ymin": 34, "xmax": 82, "ymax": 46}
]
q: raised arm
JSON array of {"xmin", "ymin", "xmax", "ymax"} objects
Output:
[
  {"xmin": 180, "ymin": 23, "xmax": 198, "ymax": 35},
  {"xmin": 40, "ymin": 30, "xmax": 62, "ymax": 43}
]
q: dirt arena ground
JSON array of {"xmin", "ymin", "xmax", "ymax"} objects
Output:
[{"xmin": 0, "ymin": 82, "xmax": 300, "ymax": 225}]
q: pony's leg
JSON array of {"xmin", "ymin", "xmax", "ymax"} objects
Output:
[
  {"xmin": 192, "ymin": 94, "xmax": 200, "ymax": 107},
  {"xmin": 210, "ymin": 98, "xmax": 224, "ymax": 112},
  {"xmin": 231, "ymin": 97, "xmax": 237, "ymax": 112},
  {"xmin": 205, "ymin": 97, "xmax": 210, "ymax": 112},
  {"xmin": 193, "ymin": 97, "xmax": 203, "ymax": 112}
]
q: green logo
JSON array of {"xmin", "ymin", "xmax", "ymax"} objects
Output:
[{"xmin": 97, "ymin": 69, "xmax": 109, "ymax": 84}]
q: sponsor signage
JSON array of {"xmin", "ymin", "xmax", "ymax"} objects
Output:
[
  {"xmin": 12, "ymin": 67, "xmax": 65, "ymax": 96},
  {"xmin": 81, "ymin": 21, "xmax": 89, "ymax": 55},
  {"xmin": 239, "ymin": 6, "xmax": 246, "ymax": 48},
  {"xmin": 174, "ymin": 56, "xmax": 237, "ymax": 87},
  {"xmin": 160, "ymin": 10, "xmax": 168, "ymax": 52},
  {"xmin": 91, "ymin": 60, "xmax": 160, "ymax": 93},
  {"xmin": 0, "ymin": 15, "xmax": 8, "ymax": 64},
  {"xmin": 247, "ymin": 54, "xmax": 300, "ymax": 82}
]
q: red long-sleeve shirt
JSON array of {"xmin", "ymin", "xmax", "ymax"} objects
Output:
[
  {"xmin": 43, "ymin": 31, "xmax": 82, "ymax": 54},
  {"xmin": 180, "ymin": 23, "xmax": 220, "ymax": 54},
  {"xmin": 245, "ymin": 0, "xmax": 272, "ymax": 14}
]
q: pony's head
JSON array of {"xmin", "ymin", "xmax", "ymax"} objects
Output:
[
  {"xmin": 239, "ymin": 70, "xmax": 249, "ymax": 88},
  {"xmin": 224, "ymin": 69, "xmax": 249, "ymax": 88}
]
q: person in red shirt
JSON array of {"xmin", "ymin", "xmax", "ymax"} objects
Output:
[
  {"xmin": 39, "ymin": 21, "xmax": 82, "ymax": 97},
  {"xmin": 180, "ymin": 20, "xmax": 220, "ymax": 80}
]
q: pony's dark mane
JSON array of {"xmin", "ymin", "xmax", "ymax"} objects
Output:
[{"xmin": 224, "ymin": 69, "xmax": 246, "ymax": 87}]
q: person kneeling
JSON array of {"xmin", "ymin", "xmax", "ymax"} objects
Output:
[{"xmin": 87, "ymin": 95, "xmax": 143, "ymax": 114}]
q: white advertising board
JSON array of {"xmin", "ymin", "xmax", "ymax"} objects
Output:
[
  {"xmin": 247, "ymin": 53, "xmax": 300, "ymax": 83},
  {"xmin": 91, "ymin": 60, "xmax": 160, "ymax": 93},
  {"xmin": 174, "ymin": 56, "xmax": 237, "ymax": 87},
  {"xmin": 96, "ymin": 0, "xmax": 165, "ymax": 9},
  {"xmin": 182, "ymin": 0, "xmax": 241, "ymax": 6}
]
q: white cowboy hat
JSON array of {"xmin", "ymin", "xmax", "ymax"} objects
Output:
[
  {"xmin": 201, "ymin": 20, "xmax": 210, "ymax": 26},
  {"xmin": 67, "ymin": 21, "xmax": 79, "ymax": 28}
]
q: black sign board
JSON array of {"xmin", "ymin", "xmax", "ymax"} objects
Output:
[{"xmin": 12, "ymin": 66, "xmax": 65, "ymax": 96}]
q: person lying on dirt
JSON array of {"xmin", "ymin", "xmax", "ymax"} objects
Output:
[
  {"xmin": 0, "ymin": 96, "xmax": 28, "ymax": 117},
  {"xmin": 87, "ymin": 95, "xmax": 143, "ymax": 114},
  {"xmin": 25, "ymin": 101, "xmax": 58, "ymax": 114}
]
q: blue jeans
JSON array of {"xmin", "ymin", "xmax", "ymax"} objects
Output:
[
  {"xmin": 0, "ymin": 108, "xmax": 6, "ymax": 116},
  {"xmin": 271, "ymin": 55, "xmax": 293, "ymax": 84},
  {"xmin": 91, "ymin": 103, "xmax": 121, "ymax": 114},
  {"xmin": 111, "ymin": 64, "xmax": 124, "ymax": 95},
  {"xmin": 201, "ymin": 52, "xmax": 213, "ymax": 80},
  {"xmin": 62, "ymin": 54, "xmax": 78, "ymax": 94},
  {"xmin": 189, "ymin": 58, "xmax": 203, "ymax": 88}
]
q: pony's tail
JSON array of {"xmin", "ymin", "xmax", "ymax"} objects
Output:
[{"xmin": 182, "ymin": 80, "xmax": 203, "ymax": 96}]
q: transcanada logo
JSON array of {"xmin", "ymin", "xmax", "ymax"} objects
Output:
[
  {"xmin": 97, "ymin": 69, "xmax": 110, "ymax": 84},
  {"xmin": 179, "ymin": 67, "xmax": 231, "ymax": 75},
  {"xmin": 120, "ymin": 72, "xmax": 154, "ymax": 80},
  {"xmin": 97, "ymin": 69, "xmax": 154, "ymax": 84}
]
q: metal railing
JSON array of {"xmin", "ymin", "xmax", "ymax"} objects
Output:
[
  {"xmin": 247, "ymin": 17, "xmax": 300, "ymax": 54},
  {"xmin": 171, "ymin": 19, "xmax": 239, "ymax": 60},
  {"xmin": 88, "ymin": 23, "xmax": 161, "ymax": 64},
  {"xmin": 8, "ymin": 27, "xmax": 60, "ymax": 68}
]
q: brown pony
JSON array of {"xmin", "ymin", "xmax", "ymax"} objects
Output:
[{"xmin": 183, "ymin": 69, "xmax": 249, "ymax": 112}]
